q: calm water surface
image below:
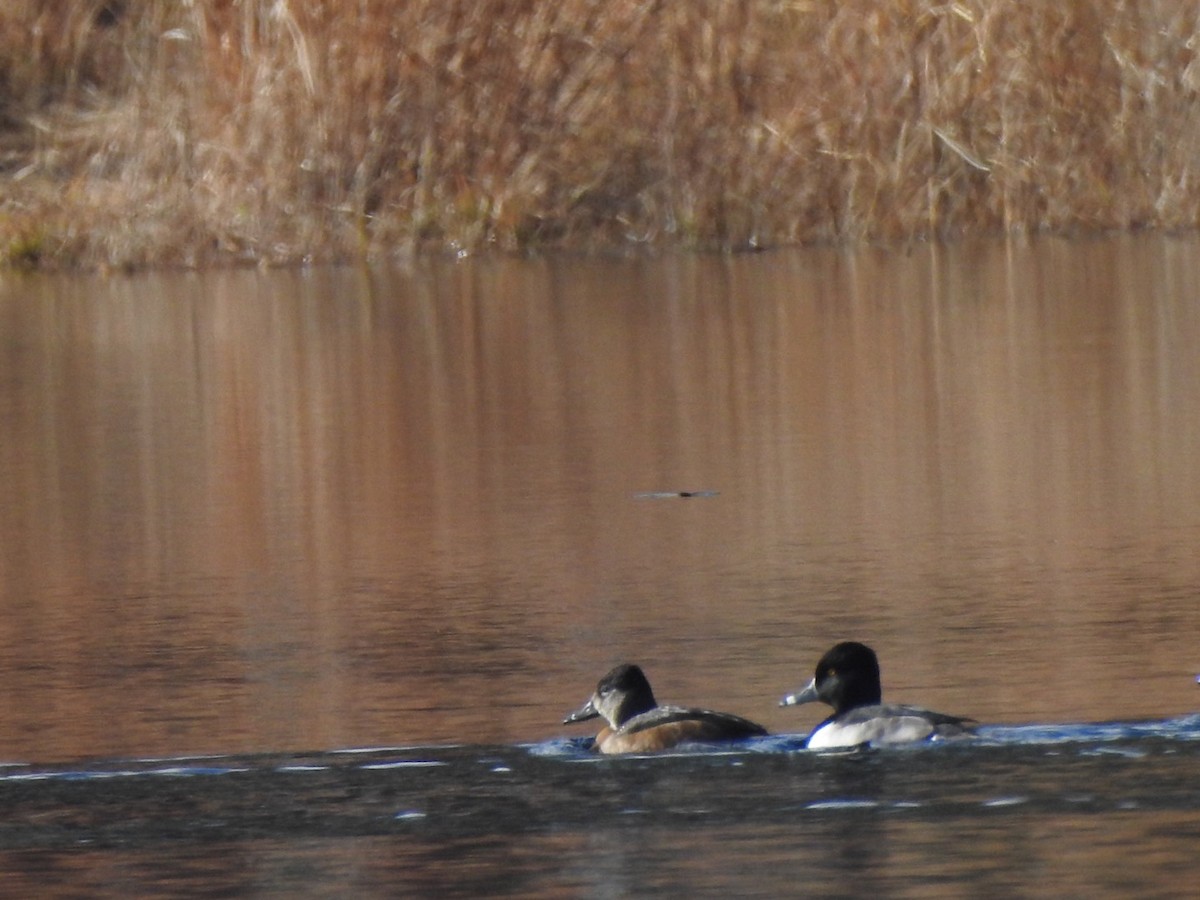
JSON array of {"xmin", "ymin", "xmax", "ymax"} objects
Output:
[{"xmin": 1, "ymin": 235, "xmax": 1199, "ymax": 895}]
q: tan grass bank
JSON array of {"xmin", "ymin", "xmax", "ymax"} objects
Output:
[{"xmin": 1, "ymin": 1, "xmax": 1198, "ymax": 269}]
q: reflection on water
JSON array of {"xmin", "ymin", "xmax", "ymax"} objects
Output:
[{"xmin": 2, "ymin": 235, "xmax": 1200, "ymax": 894}]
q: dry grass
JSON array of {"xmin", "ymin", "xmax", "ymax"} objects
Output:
[{"xmin": 1, "ymin": 0, "xmax": 1199, "ymax": 268}]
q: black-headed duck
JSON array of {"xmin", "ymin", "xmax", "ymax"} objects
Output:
[{"xmin": 781, "ymin": 641, "xmax": 976, "ymax": 749}]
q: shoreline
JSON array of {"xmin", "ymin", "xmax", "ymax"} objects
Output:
[{"xmin": 2, "ymin": 1, "xmax": 1198, "ymax": 271}]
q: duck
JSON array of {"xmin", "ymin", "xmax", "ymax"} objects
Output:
[
  {"xmin": 780, "ymin": 641, "xmax": 976, "ymax": 750},
  {"xmin": 564, "ymin": 663, "xmax": 767, "ymax": 754}
]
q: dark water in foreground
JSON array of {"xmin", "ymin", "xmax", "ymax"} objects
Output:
[{"xmin": 2, "ymin": 719, "xmax": 1200, "ymax": 897}]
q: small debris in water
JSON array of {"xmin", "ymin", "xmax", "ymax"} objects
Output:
[{"xmin": 633, "ymin": 490, "xmax": 720, "ymax": 499}]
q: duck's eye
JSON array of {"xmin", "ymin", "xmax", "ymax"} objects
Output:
[{"xmin": 826, "ymin": 668, "xmax": 837, "ymax": 678}]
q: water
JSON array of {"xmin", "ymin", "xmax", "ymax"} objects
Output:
[
  {"xmin": 2, "ymin": 234, "xmax": 1200, "ymax": 895},
  {"xmin": 2, "ymin": 719, "xmax": 1200, "ymax": 896}
]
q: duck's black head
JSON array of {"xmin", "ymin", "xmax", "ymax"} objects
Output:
[
  {"xmin": 812, "ymin": 641, "xmax": 883, "ymax": 713},
  {"xmin": 781, "ymin": 641, "xmax": 883, "ymax": 715}
]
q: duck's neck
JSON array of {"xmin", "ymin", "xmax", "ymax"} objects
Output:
[
  {"xmin": 834, "ymin": 677, "xmax": 881, "ymax": 714},
  {"xmin": 612, "ymin": 690, "xmax": 657, "ymax": 727}
]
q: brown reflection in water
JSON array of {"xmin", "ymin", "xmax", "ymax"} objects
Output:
[
  {"xmin": 1, "ymin": 235, "xmax": 1199, "ymax": 761},
  {"xmin": 0, "ymin": 812, "xmax": 1196, "ymax": 897}
]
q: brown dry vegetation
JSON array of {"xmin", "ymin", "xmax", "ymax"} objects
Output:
[{"xmin": 1, "ymin": 0, "xmax": 1199, "ymax": 269}]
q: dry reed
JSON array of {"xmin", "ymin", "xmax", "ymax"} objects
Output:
[{"xmin": 1, "ymin": 0, "xmax": 1199, "ymax": 269}]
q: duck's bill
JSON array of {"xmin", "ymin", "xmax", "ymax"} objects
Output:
[
  {"xmin": 780, "ymin": 678, "xmax": 819, "ymax": 707},
  {"xmin": 563, "ymin": 697, "xmax": 601, "ymax": 725}
]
